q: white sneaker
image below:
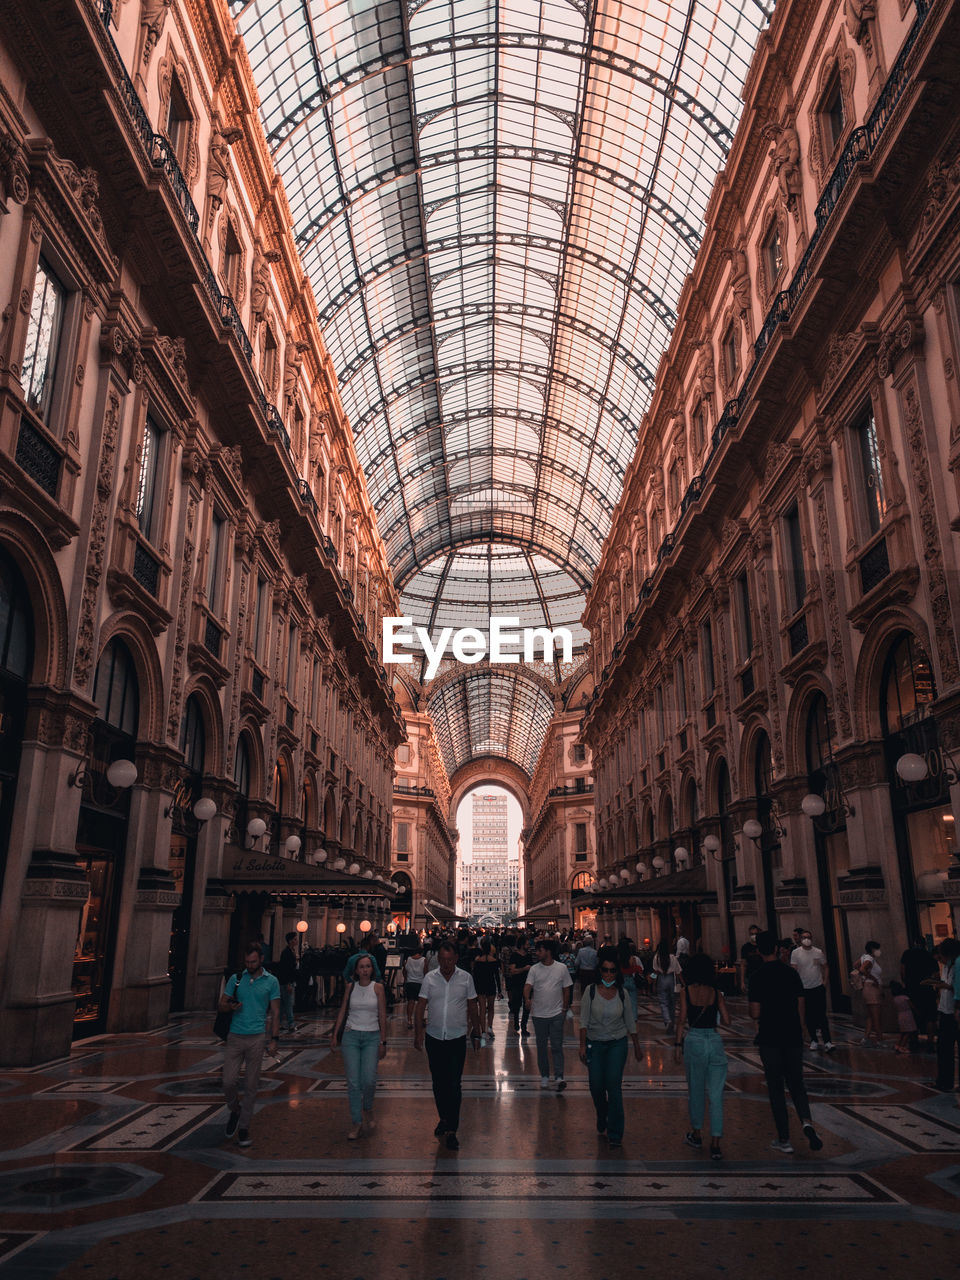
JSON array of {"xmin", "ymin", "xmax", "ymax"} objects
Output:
[
  {"xmin": 809, "ymin": 1040, "xmax": 818, "ymax": 1051},
  {"xmin": 823, "ymin": 1041, "xmax": 834, "ymax": 1051},
  {"xmin": 540, "ymin": 1077, "xmax": 550, "ymax": 1088},
  {"xmin": 770, "ymin": 1138, "xmax": 794, "ymax": 1153}
]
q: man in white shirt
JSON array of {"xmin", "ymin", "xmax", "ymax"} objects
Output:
[
  {"xmin": 415, "ymin": 939, "xmax": 482, "ymax": 1149},
  {"xmin": 790, "ymin": 930, "xmax": 833, "ymax": 1051},
  {"xmin": 524, "ymin": 938, "xmax": 573, "ymax": 1089}
]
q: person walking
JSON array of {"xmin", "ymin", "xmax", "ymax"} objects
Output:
[
  {"xmin": 579, "ymin": 956, "xmax": 642, "ymax": 1147},
  {"xmin": 929, "ymin": 937, "xmax": 960, "ymax": 1090},
  {"xmin": 856, "ymin": 940, "xmax": 884, "ymax": 1045},
  {"xmin": 790, "ymin": 929, "xmax": 833, "ymax": 1051},
  {"xmin": 652, "ymin": 938, "xmax": 682, "ymax": 1035},
  {"xmin": 617, "ymin": 936, "xmax": 641, "ymax": 1023},
  {"xmin": 414, "ymin": 939, "xmax": 483, "ymax": 1150},
  {"xmin": 574, "ymin": 934, "xmax": 599, "ymax": 991},
  {"xmin": 674, "ymin": 952, "xmax": 728, "ymax": 1161},
  {"xmin": 525, "ymin": 938, "xmax": 573, "ymax": 1090},
  {"xmin": 402, "ymin": 944, "xmax": 426, "ymax": 1029},
  {"xmin": 330, "ymin": 954, "xmax": 388, "ymax": 1139},
  {"xmin": 219, "ymin": 942, "xmax": 280, "ymax": 1147},
  {"xmin": 274, "ymin": 931, "xmax": 298, "ymax": 1035},
  {"xmin": 472, "ymin": 936, "xmax": 500, "ymax": 1040},
  {"xmin": 506, "ymin": 936, "xmax": 533, "ymax": 1035},
  {"xmin": 749, "ymin": 930, "xmax": 823, "ymax": 1154}
]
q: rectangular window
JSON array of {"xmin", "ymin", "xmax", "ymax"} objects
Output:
[
  {"xmin": 701, "ymin": 620, "xmax": 715, "ymax": 697},
  {"xmin": 206, "ymin": 512, "xmax": 225, "ymax": 611},
  {"xmin": 254, "ymin": 575, "xmax": 268, "ymax": 662},
  {"xmin": 722, "ymin": 325, "xmax": 738, "ymax": 386},
  {"xmin": 287, "ymin": 624, "xmax": 298, "ymax": 698},
  {"xmin": 691, "ymin": 402, "xmax": 705, "ymax": 454},
  {"xmin": 763, "ymin": 222, "xmax": 783, "ymax": 285},
  {"xmin": 135, "ymin": 414, "xmax": 162, "ymax": 538},
  {"xmin": 824, "ymin": 78, "xmax": 845, "ymax": 152},
  {"xmin": 639, "ymin": 703, "xmax": 648, "ymax": 759},
  {"xmin": 575, "ymin": 822, "xmax": 587, "ymax": 853},
  {"xmin": 784, "ymin": 503, "xmax": 806, "ymax": 611},
  {"xmin": 22, "ymin": 257, "xmax": 66, "ymax": 424},
  {"xmin": 655, "ymin": 684, "xmax": 665, "ymax": 743},
  {"xmin": 223, "ymin": 221, "xmax": 242, "ymax": 300},
  {"xmin": 668, "ymin": 461, "xmax": 681, "ymax": 513},
  {"xmin": 573, "ymin": 743, "xmax": 586, "ymax": 763},
  {"xmin": 855, "ymin": 406, "xmax": 887, "ymax": 535},
  {"xmin": 675, "ymin": 657, "xmax": 687, "ymax": 723},
  {"xmin": 397, "ymin": 822, "xmax": 409, "ymax": 853},
  {"xmin": 737, "ymin": 571, "xmax": 753, "ymax": 657},
  {"xmin": 165, "ymin": 75, "xmax": 192, "ymax": 170}
]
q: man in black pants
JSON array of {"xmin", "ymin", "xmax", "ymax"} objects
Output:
[
  {"xmin": 415, "ymin": 939, "xmax": 483, "ymax": 1150},
  {"xmin": 749, "ymin": 930, "xmax": 823, "ymax": 1154}
]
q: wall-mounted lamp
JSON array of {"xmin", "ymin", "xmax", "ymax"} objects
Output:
[
  {"xmin": 284, "ymin": 834, "xmax": 302, "ymax": 856},
  {"xmin": 296, "ymin": 917, "xmax": 309, "ymax": 957},
  {"xmin": 674, "ymin": 846, "xmax": 690, "ymax": 867},
  {"xmin": 315, "ymin": 849, "xmax": 328, "ymax": 863},
  {"xmin": 703, "ymin": 834, "xmax": 725, "ymax": 861},
  {"xmin": 359, "ymin": 919, "xmax": 371, "ymax": 933},
  {"xmin": 334, "ymin": 857, "xmax": 346, "ymax": 870},
  {"xmin": 348, "ymin": 862, "xmax": 360, "ymax": 876},
  {"xmin": 652, "ymin": 855, "xmax": 665, "ymax": 872},
  {"xmin": 897, "ymin": 750, "xmax": 959, "ymax": 786},
  {"xmin": 164, "ymin": 777, "xmax": 216, "ymax": 823},
  {"xmin": 336, "ymin": 922, "xmax": 346, "ymax": 936},
  {"xmin": 69, "ymin": 754, "xmax": 138, "ymax": 793},
  {"xmin": 742, "ymin": 818, "xmax": 764, "ymax": 845},
  {"xmin": 363, "ymin": 869, "xmax": 374, "ymax": 878}
]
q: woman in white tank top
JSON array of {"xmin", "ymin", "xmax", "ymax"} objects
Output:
[{"xmin": 331, "ymin": 954, "xmax": 388, "ymax": 1139}]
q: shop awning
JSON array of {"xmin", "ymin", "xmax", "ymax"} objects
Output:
[
  {"xmin": 218, "ymin": 848, "xmax": 395, "ymax": 897},
  {"xmin": 573, "ymin": 864, "xmax": 715, "ymax": 907}
]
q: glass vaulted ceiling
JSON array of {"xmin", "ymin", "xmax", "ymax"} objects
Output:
[{"xmin": 231, "ymin": 0, "xmax": 770, "ymax": 775}]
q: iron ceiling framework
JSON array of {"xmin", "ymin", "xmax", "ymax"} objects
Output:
[{"xmin": 231, "ymin": 0, "xmax": 770, "ymax": 776}]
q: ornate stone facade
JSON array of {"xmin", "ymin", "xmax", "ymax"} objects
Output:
[
  {"xmin": 582, "ymin": 0, "xmax": 960, "ymax": 989},
  {"xmin": 0, "ymin": 0, "xmax": 404, "ymax": 1063}
]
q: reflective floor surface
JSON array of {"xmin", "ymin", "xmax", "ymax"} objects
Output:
[{"xmin": 2, "ymin": 994, "xmax": 960, "ymax": 1278}]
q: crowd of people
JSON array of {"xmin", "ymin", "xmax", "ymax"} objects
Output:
[{"xmin": 215, "ymin": 924, "xmax": 960, "ymax": 1155}]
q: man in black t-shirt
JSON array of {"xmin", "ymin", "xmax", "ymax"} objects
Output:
[
  {"xmin": 748, "ymin": 931, "xmax": 823, "ymax": 1154},
  {"xmin": 739, "ymin": 925, "xmax": 762, "ymax": 992}
]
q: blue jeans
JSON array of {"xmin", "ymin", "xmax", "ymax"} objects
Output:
[
  {"xmin": 622, "ymin": 976, "xmax": 639, "ymax": 1023},
  {"xmin": 341, "ymin": 1028, "xmax": 380, "ymax": 1124},
  {"xmin": 533, "ymin": 1013, "xmax": 565, "ymax": 1079},
  {"xmin": 586, "ymin": 1036, "xmax": 629, "ymax": 1141},
  {"xmin": 656, "ymin": 974, "xmax": 676, "ymax": 1027},
  {"xmin": 683, "ymin": 1028, "xmax": 727, "ymax": 1137},
  {"xmin": 281, "ymin": 983, "xmax": 295, "ymax": 1030}
]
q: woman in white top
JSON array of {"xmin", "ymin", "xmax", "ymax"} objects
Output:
[
  {"xmin": 403, "ymin": 946, "xmax": 426, "ymax": 1029},
  {"xmin": 652, "ymin": 939, "xmax": 683, "ymax": 1033},
  {"xmin": 856, "ymin": 940, "xmax": 884, "ymax": 1045},
  {"xmin": 331, "ymin": 954, "xmax": 388, "ymax": 1139}
]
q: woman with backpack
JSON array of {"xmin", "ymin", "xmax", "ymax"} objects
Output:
[
  {"xmin": 675, "ymin": 951, "xmax": 729, "ymax": 1161},
  {"xmin": 578, "ymin": 949, "xmax": 642, "ymax": 1148}
]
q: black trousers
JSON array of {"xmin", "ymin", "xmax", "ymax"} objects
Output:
[
  {"xmin": 803, "ymin": 985, "xmax": 831, "ymax": 1043},
  {"xmin": 936, "ymin": 1012, "xmax": 959, "ymax": 1089},
  {"xmin": 507, "ymin": 982, "xmax": 529, "ymax": 1030},
  {"xmin": 425, "ymin": 1034, "xmax": 467, "ymax": 1132},
  {"xmin": 758, "ymin": 1044, "xmax": 812, "ymax": 1140}
]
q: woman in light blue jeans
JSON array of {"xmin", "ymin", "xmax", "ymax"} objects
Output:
[
  {"xmin": 330, "ymin": 955, "xmax": 387, "ymax": 1139},
  {"xmin": 675, "ymin": 952, "xmax": 729, "ymax": 1161}
]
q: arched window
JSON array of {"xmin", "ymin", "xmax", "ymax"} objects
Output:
[
  {"xmin": 882, "ymin": 634, "xmax": 935, "ymax": 735},
  {"xmin": 180, "ymin": 695, "xmax": 205, "ymax": 775},
  {"xmin": 233, "ymin": 735, "xmax": 251, "ymax": 843},
  {"xmin": 92, "ymin": 639, "xmax": 139, "ymax": 737},
  {"xmin": 754, "ymin": 731, "xmax": 773, "ymax": 798},
  {"xmin": 0, "ymin": 554, "xmax": 32, "ymax": 679},
  {"xmin": 805, "ymin": 693, "xmax": 835, "ymax": 776}
]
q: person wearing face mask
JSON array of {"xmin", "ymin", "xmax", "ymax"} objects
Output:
[
  {"xmin": 790, "ymin": 931, "xmax": 833, "ymax": 1051},
  {"xmin": 579, "ymin": 952, "xmax": 642, "ymax": 1148},
  {"xmin": 856, "ymin": 940, "xmax": 884, "ymax": 1046}
]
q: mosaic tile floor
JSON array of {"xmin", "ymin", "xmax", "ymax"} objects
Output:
[{"xmin": 2, "ymin": 998, "xmax": 960, "ymax": 1278}]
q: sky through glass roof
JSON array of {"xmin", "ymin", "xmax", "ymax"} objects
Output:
[{"xmin": 231, "ymin": 0, "xmax": 770, "ymax": 775}]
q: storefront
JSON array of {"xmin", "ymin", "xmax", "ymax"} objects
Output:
[{"xmin": 72, "ymin": 638, "xmax": 139, "ymax": 1036}]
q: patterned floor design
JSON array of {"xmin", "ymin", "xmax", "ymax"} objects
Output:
[{"xmin": 2, "ymin": 998, "xmax": 960, "ymax": 1278}]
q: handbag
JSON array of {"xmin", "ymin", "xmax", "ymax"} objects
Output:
[
  {"xmin": 848, "ymin": 967, "xmax": 865, "ymax": 993},
  {"xmin": 214, "ymin": 972, "xmax": 242, "ymax": 1040}
]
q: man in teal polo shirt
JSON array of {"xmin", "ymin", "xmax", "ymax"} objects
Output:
[{"xmin": 220, "ymin": 942, "xmax": 280, "ymax": 1146}]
